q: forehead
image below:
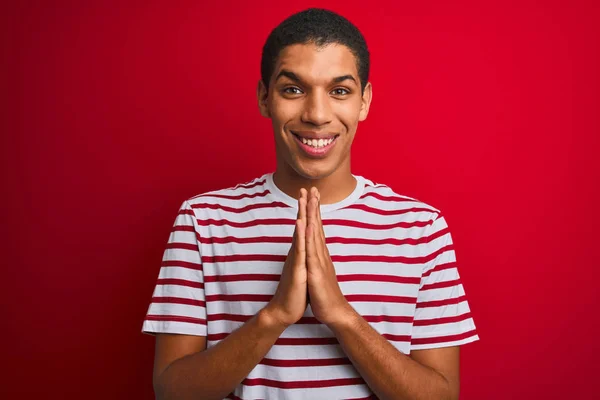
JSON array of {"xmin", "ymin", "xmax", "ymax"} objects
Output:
[{"xmin": 274, "ymin": 43, "xmax": 358, "ymax": 82}]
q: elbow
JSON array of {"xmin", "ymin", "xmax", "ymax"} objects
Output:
[
  {"xmin": 445, "ymin": 380, "xmax": 459, "ymax": 400},
  {"xmin": 436, "ymin": 372, "xmax": 458, "ymax": 400},
  {"xmin": 153, "ymin": 371, "xmax": 174, "ymax": 400},
  {"xmin": 153, "ymin": 377, "xmax": 166, "ymax": 400}
]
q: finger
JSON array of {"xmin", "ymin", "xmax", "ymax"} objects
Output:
[
  {"xmin": 305, "ymin": 196, "xmax": 319, "ymax": 266},
  {"xmin": 314, "ymin": 189, "xmax": 326, "ymax": 244},
  {"xmin": 305, "ymin": 220, "xmax": 318, "ymax": 267},
  {"xmin": 290, "ymin": 223, "xmax": 298, "ymax": 255},
  {"xmin": 290, "ymin": 225, "xmax": 296, "ymax": 251},
  {"xmin": 311, "ymin": 186, "xmax": 318, "ymax": 205},
  {"xmin": 295, "ymin": 217, "xmax": 306, "ymax": 262},
  {"xmin": 292, "ymin": 189, "xmax": 307, "ymax": 251},
  {"xmin": 313, "ymin": 201, "xmax": 328, "ymax": 263},
  {"xmin": 307, "ymin": 192, "xmax": 318, "ymax": 233},
  {"xmin": 312, "ymin": 190, "xmax": 327, "ymax": 262},
  {"xmin": 298, "ymin": 188, "xmax": 307, "ymax": 226},
  {"xmin": 306, "ymin": 188, "xmax": 316, "ymax": 229},
  {"xmin": 296, "ymin": 190, "xmax": 303, "ymax": 219}
]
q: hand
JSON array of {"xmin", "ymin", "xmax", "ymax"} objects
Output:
[
  {"xmin": 305, "ymin": 187, "xmax": 353, "ymax": 327},
  {"xmin": 264, "ymin": 188, "xmax": 308, "ymax": 328}
]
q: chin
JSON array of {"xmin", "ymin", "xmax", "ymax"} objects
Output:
[{"xmin": 292, "ymin": 158, "xmax": 338, "ymax": 181}]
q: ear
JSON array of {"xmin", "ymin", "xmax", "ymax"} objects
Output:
[
  {"xmin": 358, "ymin": 81, "xmax": 373, "ymax": 122},
  {"xmin": 257, "ymin": 80, "xmax": 271, "ymax": 118}
]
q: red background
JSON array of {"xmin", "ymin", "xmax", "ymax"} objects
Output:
[{"xmin": 2, "ymin": 1, "xmax": 599, "ymax": 398}]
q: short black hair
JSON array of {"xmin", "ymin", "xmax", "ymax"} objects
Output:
[{"xmin": 261, "ymin": 8, "xmax": 370, "ymax": 94}]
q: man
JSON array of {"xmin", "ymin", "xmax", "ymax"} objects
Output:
[{"xmin": 143, "ymin": 8, "xmax": 478, "ymax": 400}]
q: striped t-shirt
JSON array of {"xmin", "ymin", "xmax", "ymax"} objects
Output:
[{"xmin": 142, "ymin": 173, "xmax": 479, "ymax": 399}]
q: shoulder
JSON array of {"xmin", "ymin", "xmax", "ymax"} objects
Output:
[
  {"xmin": 358, "ymin": 176, "xmax": 442, "ymax": 220},
  {"xmin": 184, "ymin": 174, "xmax": 271, "ymax": 209}
]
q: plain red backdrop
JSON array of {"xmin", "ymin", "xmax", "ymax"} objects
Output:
[{"xmin": 2, "ymin": 0, "xmax": 599, "ymax": 398}]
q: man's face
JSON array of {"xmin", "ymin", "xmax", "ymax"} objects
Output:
[{"xmin": 258, "ymin": 43, "xmax": 372, "ymax": 180}]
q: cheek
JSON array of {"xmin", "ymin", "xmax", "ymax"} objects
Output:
[
  {"xmin": 270, "ymin": 100, "xmax": 299, "ymax": 128},
  {"xmin": 335, "ymin": 103, "xmax": 362, "ymax": 133}
]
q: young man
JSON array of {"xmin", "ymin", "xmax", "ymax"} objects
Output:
[{"xmin": 143, "ymin": 8, "xmax": 478, "ymax": 400}]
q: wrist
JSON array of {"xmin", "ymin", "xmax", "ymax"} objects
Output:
[
  {"xmin": 259, "ymin": 304, "xmax": 290, "ymax": 333},
  {"xmin": 324, "ymin": 302, "xmax": 360, "ymax": 332}
]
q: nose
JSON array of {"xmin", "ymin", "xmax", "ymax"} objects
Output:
[{"xmin": 301, "ymin": 89, "xmax": 333, "ymax": 126}]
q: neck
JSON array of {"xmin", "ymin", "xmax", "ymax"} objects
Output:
[{"xmin": 273, "ymin": 160, "xmax": 357, "ymax": 205}]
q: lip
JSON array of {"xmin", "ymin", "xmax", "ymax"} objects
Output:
[
  {"xmin": 291, "ymin": 132, "xmax": 338, "ymax": 158},
  {"xmin": 291, "ymin": 130, "xmax": 338, "ymax": 140}
]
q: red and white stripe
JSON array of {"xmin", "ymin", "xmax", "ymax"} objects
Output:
[{"xmin": 143, "ymin": 173, "xmax": 478, "ymax": 399}]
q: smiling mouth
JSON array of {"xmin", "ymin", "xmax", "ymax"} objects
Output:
[
  {"xmin": 291, "ymin": 132, "xmax": 340, "ymax": 148},
  {"xmin": 291, "ymin": 131, "xmax": 339, "ymax": 157}
]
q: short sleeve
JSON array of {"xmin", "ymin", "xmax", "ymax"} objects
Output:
[
  {"xmin": 142, "ymin": 200, "xmax": 207, "ymax": 336},
  {"xmin": 410, "ymin": 213, "xmax": 479, "ymax": 350}
]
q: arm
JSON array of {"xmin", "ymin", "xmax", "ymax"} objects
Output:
[
  {"xmin": 328, "ymin": 307, "xmax": 459, "ymax": 400},
  {"xmin": 152, "ymin": 190, "xmax": 310, "ymax": 400},
  {"xmin": 304, "ymin": 188, "xmax": 459, "ymax": 400},
  {"xmin": 153, "ymin": 309, "xmax": 285, "ymax": 400}
]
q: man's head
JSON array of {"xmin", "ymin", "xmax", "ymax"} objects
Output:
[
  {"xmin": 258, "ymin": 8, "xmax": 373, "ymax": 181},
  {"xmin": 260, "ymin": 8, "xmax": 370, "ymax": 96}
]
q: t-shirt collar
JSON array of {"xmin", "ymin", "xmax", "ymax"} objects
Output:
[{"xmin": 264, "ymin": 172, "xmax": 365, "ymax": 213}]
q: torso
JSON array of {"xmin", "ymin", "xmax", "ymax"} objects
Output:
[{"xmin": 190, "ymin": 173, "xmax": 440, "ymax": 399}]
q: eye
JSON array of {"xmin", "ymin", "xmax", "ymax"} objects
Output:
[
  {"xmin": 283, "ymin": 87, "xmax": 303, "ymax": 95},
  {"xmin": 331, "ymin": 88, "xmax": 350, "ymax": 96}
]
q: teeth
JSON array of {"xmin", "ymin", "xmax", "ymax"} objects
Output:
[{"xmin": 300, "ymin": 137, "xmax": 335, "ymax": 148}]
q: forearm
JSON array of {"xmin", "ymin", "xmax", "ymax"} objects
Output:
[
  {"xmin": 156, "ymin": 308, "xmax": 285, "ymax": 400},
  {"xmin": 329, "ymin": 307, "xmax": 452, "ymax": 400}
]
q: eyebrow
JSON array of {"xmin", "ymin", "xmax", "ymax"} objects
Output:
[{"xmin": 275, "ymin": 69, "xmax": 357, "ymax": 85}]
